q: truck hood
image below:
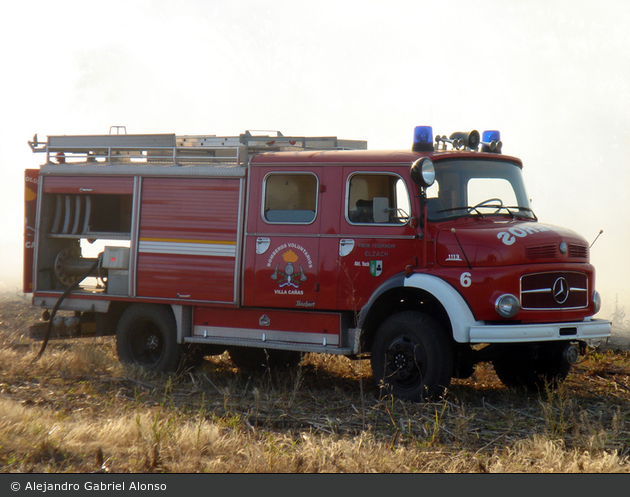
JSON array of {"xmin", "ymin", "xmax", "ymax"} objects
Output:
[{"xmin": 435, "ymin": 220, "xmax": 590, "ymax": 267}]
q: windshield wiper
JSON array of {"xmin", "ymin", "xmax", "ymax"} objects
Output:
[
  {"xmin": 436, "ymin": 205, "xmax": 537, "ymax": 220},
  {"xmin": 489, "ymin": 204, "xmax": 515, "ymax": 219},
  {"xmin": 506, "ymin": 206, "xmax": 537, "ymax": 220},
  {"xmin": 436, "ymin": 206, "xmax": 485, "ymax": 218}
]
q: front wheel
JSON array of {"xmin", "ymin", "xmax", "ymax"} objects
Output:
[
  {"xmin": 371, "ymin": 312, "xmax": 453, "ymax": 402},
  {"xmin": 492, "ymin": 342, "xmax": 572, "ymax": 392},
  {"xmin": 116, "ymin": 304, "xmax": 184, "ymax": 372}
]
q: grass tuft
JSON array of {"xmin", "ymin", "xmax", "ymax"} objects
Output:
[{"xmin": 1, "ymin": 294, "xmax": 630, "ymax": 472}]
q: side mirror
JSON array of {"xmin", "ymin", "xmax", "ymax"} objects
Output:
[
  {"xmin": 410, "ymin": 158, "xmax": 435, "ymax": 188},
  {"xmin": 373, "ymin": 197, "xmax": 390, "ymax": 223}
]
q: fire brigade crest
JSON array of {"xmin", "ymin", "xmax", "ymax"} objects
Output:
[
  {"xmin": 370, "ymin": 260, "xmax": 383, "ymax": 277},
  {"xmin": 271, "ymin": 249, "xmax": 307, "ymax": 288}
]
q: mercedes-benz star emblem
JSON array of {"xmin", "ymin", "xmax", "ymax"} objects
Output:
[{"xmin": 553, "ymin": 277, "xmax": 569, "ymax": 304}]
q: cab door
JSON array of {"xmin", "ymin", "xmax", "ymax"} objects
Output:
[
  {"xmin": 336, "ymin": 169, "xmax": 419, "ymax": 311},
  {"xmin": 244, "ymin": 168, "xmax": 323, "ymax": 309}
]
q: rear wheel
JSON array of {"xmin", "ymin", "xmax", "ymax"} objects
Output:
[
  {"xmin": 371, "ymin": 312, "xmax": 453, "ymax": 402},
  {"xmin": 116, "ymin": 304, "xmax": 184, "ymax": 372},
  {"xmin": 492, "ymin": 342, "xmax": 572, "ymax": 392}
]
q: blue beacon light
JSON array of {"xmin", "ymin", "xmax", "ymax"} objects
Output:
[
  {"xmin": 482, "ymin": 130, "xmax": 500, "ymax": 142},
  {"xmin": 412, "ymin": 126, "xmax": 434, "ymax": 152},
  {"xmin": 481, "ymin": 130, "xmax": 502, "ymax": 153}
]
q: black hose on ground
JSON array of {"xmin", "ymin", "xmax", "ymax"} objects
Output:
[{"xmin": 34, "ymin": 254, "xmax": 103, "ymax": 361}]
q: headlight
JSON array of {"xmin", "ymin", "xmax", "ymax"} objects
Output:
[
  {"xmin": 592, "ymin": 290, "xmax": 602, "ymax": 314},
  {"xmin": 410, "ymin": 157, "xmax": 435, "ymax": 187},
  {"xmin": 495, "ymin": 294, "xmax": 520, "ymax": 318}
]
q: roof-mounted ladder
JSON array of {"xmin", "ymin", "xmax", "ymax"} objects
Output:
[{"xmin": 28, "ymin": 130, "xmax": 367, "ymax": 167}]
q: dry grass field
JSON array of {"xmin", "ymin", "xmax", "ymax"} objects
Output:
[{"xmin": 1, "ymin": 292, "xmax": 630, "ymax": 473}]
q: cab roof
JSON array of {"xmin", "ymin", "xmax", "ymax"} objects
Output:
[{"xmin": 250, "ymin": 149, "xmax": 523, "ymax": 167}]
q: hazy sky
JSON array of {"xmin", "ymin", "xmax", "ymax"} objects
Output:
[{"xmin": 2, "ymin": 0, "xmax": 629, "ymax": 318}]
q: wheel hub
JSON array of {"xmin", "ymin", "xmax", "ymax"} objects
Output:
[
  {"xmin": 146, "ymin": 334, "xmax": 159, "ymax": 350},
  {"xmin": 387, "ymin": 339, "xmax": 418, "ymax": 381}
]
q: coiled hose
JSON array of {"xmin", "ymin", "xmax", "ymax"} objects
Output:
[{"xmin": 34, "ymin": 254, "xmax": 103, "ymax": 361}]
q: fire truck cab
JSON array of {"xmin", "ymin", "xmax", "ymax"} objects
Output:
[{"xmin": 23, "ymin": 127, "xmax": 611, "ymax": 401}]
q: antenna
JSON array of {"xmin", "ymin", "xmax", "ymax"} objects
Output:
[
  {"xmin": 451, "ymin": 228, "xmax": 472, "ymax": 270},
  {"xmin": 590, "ymin": 229, "xmax": 604, "ymax": 248}
]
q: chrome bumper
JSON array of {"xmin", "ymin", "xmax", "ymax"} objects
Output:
[{"xmin": 469, "ymin": 318, "xmax": 611, "ymax": 343}]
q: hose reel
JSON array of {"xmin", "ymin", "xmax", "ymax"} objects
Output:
[{"xmin": 54, "ymin": 246, "xmax": 103, "ymax": 287}]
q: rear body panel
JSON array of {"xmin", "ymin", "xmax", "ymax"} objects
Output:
[{"xmin": 136, "ymin": 177, "xmax": 242, "ymax": 303}]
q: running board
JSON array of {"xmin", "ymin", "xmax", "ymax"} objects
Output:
[{"xmin": 184, "ymin": 331, "xmax": 360, "ymax": 355}]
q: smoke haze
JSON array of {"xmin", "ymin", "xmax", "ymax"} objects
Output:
[{"xmin": 2, "ymin": 1, "xmax": 629, "ymax": 342}]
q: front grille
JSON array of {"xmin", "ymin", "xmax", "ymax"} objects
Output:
[
  {"xmin": 520, "ymin": 271, "xmax": 588, "ymax": 310},
  {"xmin": 524, "ymin": 243, "xmax": 589, "ymax": 259},
  {"xmin": 525, "ymin": 243, "xmax": 557, "ymax": 259},
  {"xmin": 569, "ymin": 244, "xmax": 588, "ymax": 258}
]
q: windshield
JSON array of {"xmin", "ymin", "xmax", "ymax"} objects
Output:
[{"xmin": 425, "ymin": 159, "xmax": 535, "ymax": 221}]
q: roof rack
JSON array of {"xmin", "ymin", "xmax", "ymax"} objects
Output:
[{"xmin": 28, "ymin": 130, "xmax": 367, "ymax": 167}]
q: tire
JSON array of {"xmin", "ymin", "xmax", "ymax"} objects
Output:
[
  {"xmin": 116, "ymin": 304, "xmax": 183, "ymax": 373},
  {"xmin": 492, "ymin": 342, "xmax": 572, "ymax": 392},
  {"xmin": 228, "ymin": 347, "xmax": 302, "ymax": 371},
  {"xmin": 452, "ymin": 346, "xmax": 476, "ymax": 379},
  {"xmin": 371, "ymin": 312, "xmax": 453, "ymax": 402}
]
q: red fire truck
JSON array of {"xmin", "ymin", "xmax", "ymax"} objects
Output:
[{"xmin": 23, "ymin": 126, "xmax": 611, "ymax": 401}]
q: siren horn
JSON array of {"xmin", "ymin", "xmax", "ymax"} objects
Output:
[
  {"xmin": 481, "ymin": 130, "xmax": 503, "ymax": 153},
  {"xmin": 436, "ymin": 135, "xmax": 465, "ymax": 150},
  {"xmin": 449, "ymin": 130, "xmax": 480, "ymax": 150}
]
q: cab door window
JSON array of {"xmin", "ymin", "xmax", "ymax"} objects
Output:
[
  {"xmin": 346, "ymin": 173, "xmax": 410, "ymax": 225},
  {"xmin": 262, "ymin": 173, "xmax": 318, "ymax": 224}
]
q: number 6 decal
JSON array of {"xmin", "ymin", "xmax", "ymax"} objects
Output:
[{"xmin": 460, "ymin": 272, "xmax": 472, "ymax": 288}]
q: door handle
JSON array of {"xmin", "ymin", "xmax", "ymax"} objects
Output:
[
  {"xmin": 256, "ymin": 237, "xmax": 271, "ymax": 255},
  {"xmin": 339, "ymin": 239, "xmax": 355, "ymax": 257}
]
